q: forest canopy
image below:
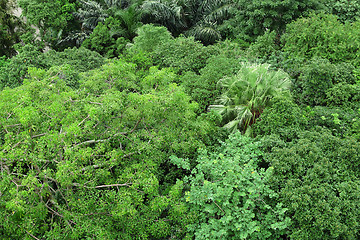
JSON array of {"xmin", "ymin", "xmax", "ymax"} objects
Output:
[{"xmin": 1, "ymin": 0, "xmax": 360, "ymax": 239}]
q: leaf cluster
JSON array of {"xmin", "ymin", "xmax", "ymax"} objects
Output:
[
  {"xmin": 173, "ymin": 132, "xmax": 290, "ymax": 239},
  {"xmin": 262, "ymin": 130, "xmax": 360, "ymax": 239}
]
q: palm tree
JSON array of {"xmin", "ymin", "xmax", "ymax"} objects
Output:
[
  {"xmin": 209, "ymin": 63, "xmax": 291, "ymax": 133},
  {"xmin": 75, "ymin": 0, "xmax": 115, "ymax": 31},
  {"xmin": 113, "ymin": 3, "xmax": 143, "ymax": 40},
  {"xmin": 63, "ymin": 0, "xmax": 141, "ymax": 47},
  {"xmin": 140, "ymin": 0, "xmax": 186, "ymax": 35},
  {"xmin": 141, "ymin": 0, "xmax": 232, "ymax": 44}
]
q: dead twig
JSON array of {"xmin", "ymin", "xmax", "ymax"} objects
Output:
[
  {"xmin": 18, "ymin": 225, "xmax": 41, "ymax": 240},
  {"xmin": 78, "ymin": 114, "xmax": 90, "ymax": 126},
  {"xmin": 94, "ymin": 183, "xmax": 131, "ymax": 189},
  {"xmin": 31, "ymin": 133, "xmax": 46, "ymax": 139}
]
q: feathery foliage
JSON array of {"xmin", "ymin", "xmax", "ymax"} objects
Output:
[{"xmin": 209, "ymin": 63, "xmax": 291, "ymax": 133}]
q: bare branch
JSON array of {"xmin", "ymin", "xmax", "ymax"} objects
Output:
[
  {"xmin": 79, "ymin": 150, "xmax": 139, "ymax": 172},
  {"xmin": 31, "ymin": 133, "xmax": 46, "ymax": 139},
  {"xmin": 83, "ymin": 212, "xmax": 113, "ymax": 217},
  {"xmin": 88, "ymin": 101, "xmax": 102, "ymax": 105},
  {"xmin": 94, "ymin": 183, "xmax": 131, "ymax": 189},
  {"xmin": 18, "ymin": 225, "xmax": 41, "ymax": 240},
  {"xmin": 45, "ymin": 202, "xmax": 76, "ymax": 226},
  {"xmin": 7, "ymin": 112, "xmax": 13, "ymax": 120},
  {"xmin": 78, "ymin": 114, "xmax": 90, "ymax": 126},
  {"xmin": 71, "ymin": 118, "xmax": 142, "ymax": 148},
  {"xmin": 3, "ymin": 140, "xmax": 22, "ymax": 153},
  {"xmin": 213, "ymin": 199, "xmax": 226, "ymax": 215},
  {"xmin": 72, "ymin": 138, "xmax": 109, "ymax": 148},
  {"xmin": 5, "ymin": 123, "xmax": 22, "ymax": 128}
]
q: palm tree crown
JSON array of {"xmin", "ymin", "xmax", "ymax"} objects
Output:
[
  {"xmin": 209, "ymin": 63, "xmax": 291, "ymax": 133},
  {"xmin": 141, "ymin": 0, "xmax": 232, "ymax": 44}
]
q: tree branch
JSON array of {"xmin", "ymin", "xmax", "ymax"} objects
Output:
[
  {"xmin": 213, "ymin": 199, "xmax": 226, "ymax": 215},
  {"xmin": 18, "ymin": 225, "xmax": 41, "ymax": 240},
  {"xmin": 78, "ymin": 114, "xmax": 90, "ymax": 126},
  {"xmin": 5, "ymin": 123, "xmax": 21, "ymax": 128},
  {"xmin": 88, "ymin": 101, "xmax": 102, "ymax": 105},
  {"xmin": 79, "ymin": 150, "xmax": 139, "ymax": 172},
  {"xmin": 94, "ymin": 183, "xmax": 132, "ymax": 189},
  {"xmin": 31, "ymin": 133, "xmax": 46, "ymax": 139}
]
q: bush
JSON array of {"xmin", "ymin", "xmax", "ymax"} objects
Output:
[
  {"xmin": 181, "ymin": 54, "xmax": 243, "ymax": 112},
  {"xmin": 172, "ymin": 132, "xmax": 290, "ymax": 239},
  {"xmin": 263, "ymin": 129, "xmax": 360, "ymax": 239},
  {"xmin": 0, "ymin": 44, "xmax": 46, "ymax": 89},
  {"xmin": 293, "ymin": 58, "xmax": 335, "ymax": 106},
  {"xmin": 0, "ymin": 59, "xmax": 220, "ymax": 239},
  {"xmin": 246, "ymin": 30, "xmax": 281, "ymax": 61},
  {"xmin": 153, "ymin": 36, "xmax": 219, "ymax": 74},
  {"xmin": 42, "ymin": 47, "xmax": 105, "ymax": 73},
  {"xmin": 326, "ymin": 83, "xmax": 360, "ymax": 106},
  {"xmin": 325, "ymin": 0, "xmax": 360, "ymax": 23},
  {"xmin": 0, "ymin": 46, "xmax": 105, "ymax": 90},
  {"xmin": 252, "ymin": 96, "xmax": 307, "ymax": 140},
  {"xmin": 282, "ymin": 13, "xmax": 360, "ymax": 67},
  {"xmin": 128, "ymin": 24, "xmax": 172, "ymax": 54},
  {"xmin": 82, "ymin": 17, "xmax": 129, "ymax": 58},
  {"xmin": 307, "ymin": 106, "xmax": 360, "ymax": 137}
]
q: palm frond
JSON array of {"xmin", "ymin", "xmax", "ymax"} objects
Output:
[
  {"xmin": 141, "ymin": 0, "xmax": 185, "ymax": 28},
  {"xmin": 212, "ymin": 63, "xmax": 291, "ymax": 132},
  {"xmin": 223, "ymin": 119, "xmax": 241, "ymax": 133},
  {"xmin": 188, "ymin": 21, "xmax": 221, "ymax": 44},
  {"xmin": 75, "ymin": 0, "xmax": 108, "ymax": 30},
  {"xmin": 202, "ymin": 1, "xmax": 232, "ymax": 23}
]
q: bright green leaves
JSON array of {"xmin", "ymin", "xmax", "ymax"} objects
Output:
[
  {"xmin": 81, "ymin": 59, "xmax": 138, "ymax": 94},
  {"xmin": 0, "ymin": 56, "xmax": 218, "ymax": 239},
  {"xmin": 180, "ymin": 132, "xmax": 290, "ymax": 239},
  {"xmin": 282, "ymin": 13, "xmax": 360, "ymax": 67},
  {"xmin": 130, "ymin": 24, "xmax": 173, "ymax": 53}
]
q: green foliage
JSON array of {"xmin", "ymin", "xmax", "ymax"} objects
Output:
[
  {"xmin": 18, "ymin": 0, "xmax": 75, "ymax": 29},
  {"xmin": 293, "ymin": 58, "xmax": 358, "ymax": 106},
  {"xmin": 42, "ymin": 47, "xmax": 105, "ymax": 73},
  {"xmin": 175, "ymin": 132, "xmax": 290, "ymax": 239},
  {"xmin": 0, "ymin": 46, "xmax": 104, "ymax": 90},
  {"xmin": 181, "ymin": 54, "xmax": 242, "ymax": 112},
  {"xmin": 153, "ymin": 35, "xmax": 220, "ymax": 74},
  {"xmin": 326, "ymin": 83, "xmax": 360, "ymax": 106},
  {"xmin": 82, "ymin": 17, "xmax": 129, "ymax": 57},
  {"xmin": 306, "ymin": 106, "xmax": 360, "ymax": 138},
  {"xmin": 252, "ymin": 96, "xmax": 307, "ymax": 139},
  {"xmin": 293, "ymin": 58, "xmax": 335, "ymax": 106},
  {"xmin": 324, "ymin": 0, "xmax": 360, "ymax": 23},
  {"xmin": 141, "ymin": 0, "xmax": 232, "ymax": 44},
  {"xmin": 209, "ymin": 63, "xmax": 291, "ymax": 133},
  {"xmin": 0, "ymin": 44, "xmax": 46, "ymax": 89},
  {"xmin": 0, "ymin": 0, "xmax": 23, "ymax": 57},
  {"xmin": 246, "ymin": 30, "xmax": 281, "ymax": 61},
  {"xmin": 18, "ymin": 0, "xmax": 77, "ymax": 48},
  {"xmin": 129, "ymin": 24, "xmax": 173, "ymax": 53},
  {"xmin": 282, "ymin": 13, "xmax": 360, "ymax": 67},
  {"xmin": 221, "ymin": 0, "xmax": 323, "ymax": 42},
  {"xmin": 75, "ymin": 1, "xmax": 142, "ymax": 48},
  {"xmin": 348, "ymin": 108, "xmax": 360, "ymax": 140},
  {"xmin": 42, "ymin": 64, "xmax": 81, "ymax": 89},
  {"xmin": 0, "ymin": 58, "xmax": 220, "ymax": 239},
  {"xmin": 0, "ymin": 55, "xmax": 8, "ymax": 68},
  {"xmin": 263, "ymin": 129, "xmax": 360, "ymax": 239}
]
